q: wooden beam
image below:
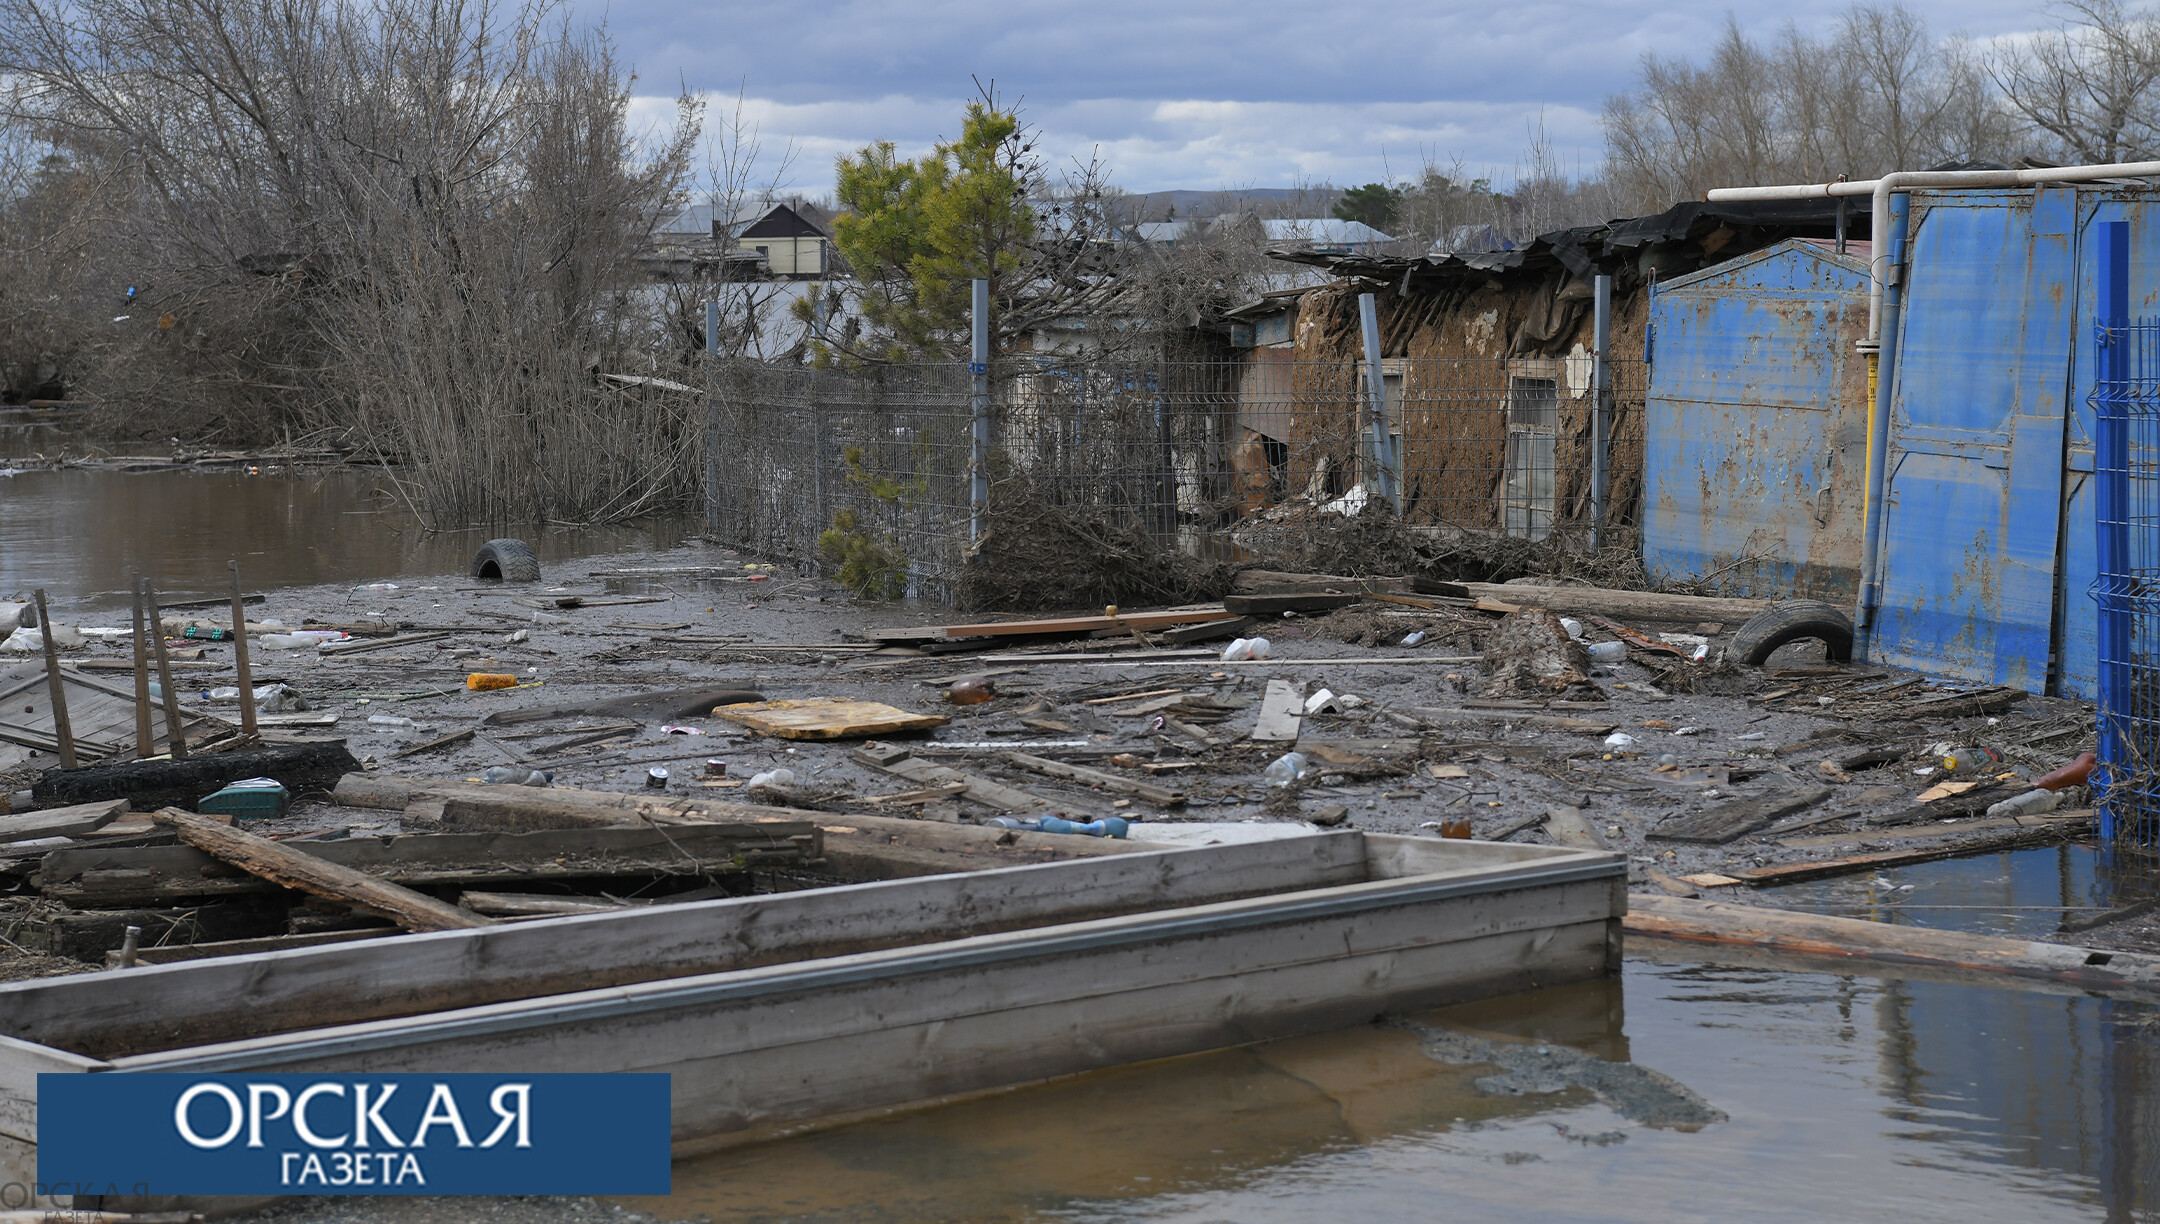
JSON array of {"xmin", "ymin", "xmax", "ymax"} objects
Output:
[
  {"xmin": 1252, "ymin": 679, "xmax": 1303, "ymax": 743},
  {"xmin": 870, "ymin": 607, "xmax": 1237, "ymax": 643},
  {"xmin": 31, "ymin": 589, "xmax": 75, "ymax": 769},
  {"xmin": 1625, "ymin": 892, "xmax": 2160, "ymax": 1001},
  {"xmin": 1647, "ymin": 787, "xmax": 1833, "ymax": 845},
  {"xmin": 1729, "ymin": 814, "xmax": 2094, "ymax": 884},
  {"xmin": 1427, "ymin": 582, "xmax": 1770, "ymax": 624},
  {"xmin": 130, "ymin": 583, "xmax": 153, "ymax": 758},
  {"xmin": 152, "ymin": 808, "xmax": 493, "ymax": 931},
  {"xmin": 1004, "ymin": 753, "xmax": 1186, "ymax": 807},
  {"xmin": 0, "ymin": 799, "xmax": 123, "ymax": 843},
  {"xmin": 142, "ymin": 577, "xmax": 188, "ymax": 759},
  {"xmin": 1543, "ymin": 805, "xmax": 1608, "ymax": 849}
]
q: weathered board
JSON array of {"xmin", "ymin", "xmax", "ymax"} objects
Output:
[
  {"xmin": 1647, "ymin": 787, "xmax": 1833, "ymax": 845},
  {"xmin": 1251, "ymin": 680, "xmax": 1304, "ymax": 743},
  {"xmin": 0, "ymin": 800, "xmax": 124, "ymax": 843},
  {"xmin": 870, "ymin": 607, "xmax": 1237, "ymax": 643},
  {"xmin": 0, "ymin": 661, "xmax": 224, "ymax": 764},
  {"xmin": 716, "ymin": 698, "xmax": 950, "ymax": 740}
]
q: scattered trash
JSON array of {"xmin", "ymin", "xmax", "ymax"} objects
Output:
[
  {"xmin": 747, "ymin": 768, "xmax": 797, "ymax": 789},
  {"xmin": 1588, "ymin": 641, "xmax": 1628, "ymax": 664},
  {"xmin": 367, "ymin": 714, "xmax": 417, "ymax": 729},
  {"xmin": 1656, "ymin": 633, "xmax": 1712, "ymax": 661},
  {"xmin": 1560, "ymin": 618, "xmax": 1584, "ymax": 640},
  {"xmin": 197, "ymin": 778, "xmax": 290, "ymax": 820},
  {"xmin": 3, "ymin": 625, "xmax": 84, "ymax": 651},
  {"xmin": 260, "ymin": 631, "xmax": 347, "ymax": 650},
  {"xmin": 355, "ymin": 582, "xmax": 399, "ymax": 592},
  {"xmin": 2036, "ymin": 751, "xmax": 2097, "ymax": 791},
  {"xmin": 990, "ymin": 815, "xmax": 1130, "ymax": 838},
  {"xmin": 466, "ymin": 673, "xmax": 518, "ymax": 691},
  {"xmin": 947, "ymin": 677, "xmax": 998, "ymax": 705},
  {"xmin": 661, "ymin": 725, "xmax": 705, "ymax": 736},
  {"xmin": 646, "ymin": 766, "xmax": 670, "ymax": 789},
  {"xmin": 1221, "ymin": 636, "xmax": 1273, "ymax": 662},
  {"xmin": 481, "ymin": 767, "xmax": 553, "ymax": 786},
  {"xmin": 505, "ymin": 629, "xmax": 531, "ymax": 644},
  {"xmin": 1304, "ymin": 688, "xmax": 1344, "ymax": 715},
  {"xmin": 1985, "ymin": 788, "xmax": 2063, "ymax": 819},
  {"xmin": 1440, "ymin": 817, "xmax": 1473, "ymax": 839},
  {"xmin": 1940, "ymin": 745, "xmax": 1997, "ymax": 773},
  {"xmin": 1604, "ymin": 732, "xmax": 1637, "ymax": 749},
  {"xmin": 703, "ymin": 759, "xmax": 728, "ymax": 778},
  {"xmin": 1263, "ymin": 752, "xmax": 1311, "ymax": 787},
  {"xmin": 1735, "ymin": 731, "xmax": 1767, "ymax": 741},
  {"xmin": 1401, "ymin": 631, "xmax": 1427, "ymax": 646},
  {"xmin": 1672, "ymin": 726, "xmax": 1702, "ymax": 736}
]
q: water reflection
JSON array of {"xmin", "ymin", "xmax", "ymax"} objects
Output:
[
  {"xmin": 613, "ymin": 961, "xmax": 2158, "ymax": 1223},
  {"xmin": 1767, "ymin": 842, "xmax": 2160, "ymax": 940},
  {"xmin": 0, "ymin": 466, "xmax": 701, "ymax": 615}
]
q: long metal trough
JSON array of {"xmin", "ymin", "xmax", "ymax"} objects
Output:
[{"xmin": 0, "ymin": 830, "xmax": 1623, "ymax": 1212}]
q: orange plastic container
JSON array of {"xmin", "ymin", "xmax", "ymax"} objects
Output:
[{"xmin": 467, "ymin": 673, "xmax": 518, "ymax": 691}]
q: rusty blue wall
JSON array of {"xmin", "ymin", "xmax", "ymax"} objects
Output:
[{"xmin": 1643, "ymin": 242, "xmax": 1871, "ymax": 605}]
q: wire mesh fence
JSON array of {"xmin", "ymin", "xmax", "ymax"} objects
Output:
[
  {"xmin": 2093, "ymin": 244, "xmax": 2160, "ymax": 841},
  {"xmin": 705, "ymin": 352, "xmax": 1647, "ymax": 604}
]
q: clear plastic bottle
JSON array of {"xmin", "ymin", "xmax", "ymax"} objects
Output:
[
  {"xmin": 1263, "ymin": 752, "xmax": 1310, "ymax": 786},
  {"xmin": 1984, "ymin": 788, "xmax": 2062, "ymax": 819},
  {"xmin": 747, "ymin": 768, "xmax": 796, "ymax": 789},
  {"xmin": 1588, "ymin": 641, "xmax": 1628, "ymax": 663},
  {"xmin": 482, "ymin": 767, "xmax": 553, "ymax": 786},
  {"xmin": 367, "ymin": 714, "xmax": 416, "ymax": 729}
]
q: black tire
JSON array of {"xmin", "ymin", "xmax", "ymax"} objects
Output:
[
  {"xmin": 1731, "ymin": 600, "xmax": 1855, "ymax": 666},
  {"xmin": 470, "ymin": 538, "xmax": 542, "ymax": 583}
]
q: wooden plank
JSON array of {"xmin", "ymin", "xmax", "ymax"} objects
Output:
[
  {"xmin": 459, "ymin": 890, "xmax": 639, "ymax": 916},
  {"xmin": 389, "ymin": 727, "xmax": 475, "ymax": 758},
  {"xmin": 152, "ymin": 809, "xmax": 493, "ymax": 931},
  {"xmin": 319, "ymin": 630, "xmax": 454, "ymax": 656},
  {"xmin": 1004, "ymin": 753, "xmax": 1186, "ymax": 807},
  {"xmin": 1543, "ymin": 805, "xmax": 1608, "ymax": 850},
  {"xmin": 1730, "ymin": 815, "xmax": 2095, "ymax": 885},
  {"xmin": 1160, "ymin": 616, "xmax": 1255, "ymax": 646},
  {"xmin": 1222, "ymin": 592, "xmax": 1364, "ymax": 616},
  {"xmin": 1252, "ymin": 679, "xmax": 1304, "ymax": 743},
  {"xmin": 0, "ymin": 799, "xmax": 123, "ymax": 843},
  {"xmin": 1624, "ymin": 893, "xmax": 2160, "ymax": 1002},
  {"xmin": 715, "ymin": 698, "xmax": 949, "ymax": 740},
  {"xmin": 1647, "ymin": 787, "xmax": 1834, "ymax": 845},
  {"xmin": 852, "ymin": 745, "xmax": 1052, "ymax": 813},
  {"xmin": 107, "ymin": 928, "xmax": 397, "ymax": 966},
  {"xmin": 0, "ymin": 837, "xmax": 1359, "ymax": 1058},
  {"xmin": 1430, "ymin": 583, "xmax": 1771, "ymax": 623},
  {"xmin": 870, "ymin": 607, "xmax": 1237, "ymax": 643}
]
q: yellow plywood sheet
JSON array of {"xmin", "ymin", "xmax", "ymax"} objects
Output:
[{"xmin": 716, "ymin": 698, "xmax": 951, "ymax": 740}]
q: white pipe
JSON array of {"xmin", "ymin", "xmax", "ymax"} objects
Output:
[{"xmin": 1708, "ymin": 161, "xmax": 2160, "ymax": 344}]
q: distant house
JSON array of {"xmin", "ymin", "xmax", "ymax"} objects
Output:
[{"xmin": 648, "ymin": 201, "xmax": 831, "ymax": 280}]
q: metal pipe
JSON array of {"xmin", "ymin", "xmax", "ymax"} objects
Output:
[
  {"xmin": 1708, "ymin": 161, "xmax": 2160, "ymax": 345},
  {"xmin": 1357, "ymin": 293, "xmax": 1401, "ymax": 511},
  {"xmin": 704, "ymin": 300, "xmax": 720, "ymax": 355},
  {"xmin": 1852, "ymin": 193, "xmax": 1911, "ymax": 662},
  {"xmin": 970, "ymin": 278, "xmax": 991, "ymax": 542},
  {"xmin": 1592, "ymin": 274, "xmax": 1612, "ymax": 549}
]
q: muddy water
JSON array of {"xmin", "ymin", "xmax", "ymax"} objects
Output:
[
  {"xmin": 1770, "ymin": 842, "xmax": 2160, "ymax": 940},
  {"xmin": 0, "ymin": 466, "xmax": 702, "ymax": 616},
  {"xmin": 609, "ymin": 960, "xmax": 2159, "ymax": 1223}
]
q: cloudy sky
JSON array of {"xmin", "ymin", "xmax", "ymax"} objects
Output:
[{"xmin": 602, "ymin": 0, "xmax": 2049, "ymax": 196}]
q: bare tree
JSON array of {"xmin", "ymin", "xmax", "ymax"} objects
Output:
[
  {"xmin": 1990, "ymin": 0, "xmax": 2160, "ymax": 162},
  {"xmin": 0, "ymin": 0, "xmax": 701, "ymax": 523}
]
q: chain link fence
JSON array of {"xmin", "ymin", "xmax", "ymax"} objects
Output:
[{"xmin": 705, "ymin": 353, "xmax": 1647, "ymax": 605}]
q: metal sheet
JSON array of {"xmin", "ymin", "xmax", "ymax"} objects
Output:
[
  {"xmin": 1872, "ymin": 188, "xmax": 2075, "ymax": 693},
  {"xmin": 1643, "ymin": 241, "xmax": 1871, "ymax": 603}
]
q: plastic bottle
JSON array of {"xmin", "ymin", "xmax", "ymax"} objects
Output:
[
  {"xmin": 1037, "ymin": 815, "xmax": 1131, "ymax": 839},
  {"xmin": 1560, "ymin": 618, "xmax": 1584, "ymax": 640},
  {"xmin": 467, "ymin": 673, "xmax": 518, "ymax": 691},
  {"xmin": 1984, "ymin": 788, "xmax": 2063, "ymax": 819},
  {"xmin": 746, "ymin": 768, "xmax": 796, "ymax": 789},
  {"xmin": 1401, "ymin": 631, "xmax": 1427, "ymax": 647},
  {"xmin": 1604, "ymin": 732, "xmax": 1637, "ymax": 750},
  {"xmin": 482, "ymin": 767, "xmax": 553, "ymax": 786},
  {"xmin": 988, "ymin": 816, "xmax": 1041, "ymax": 831},
  {"xmin": 1941, "ymin": 745, "xmax": 1997, "ymax": 773},
  {"xmin": 946, "ymin": 677, "xmax": 997, "ymax": 704},
  {"xmin": 367, "ymin": 714, "xmax": 416, "ymax": 729},
  {"xmin": 1588, "ymin": 641, "xmax": 1627, "ymax": 663},
  {"xmin": 1263, "ymin": 752, "xmax": 1310, "ymax": 786}
]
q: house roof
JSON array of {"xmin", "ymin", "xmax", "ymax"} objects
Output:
[{"xmin": 739, "ymin": 204, "xmax": 828, "ymax": 240}]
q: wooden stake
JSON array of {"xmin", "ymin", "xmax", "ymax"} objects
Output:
[
  {"xmin": 228, "ymin": 559, "xmax": 258, "ymax": 738},
  {"xmin": 31, "ymin": 588, "xmax": 77, "ymax": 769},
  {"xmin": 130, "ymin": 580, "xmax": 153, "ymax": 757},
  {"xmin": 142, "ymin": 578, "xmax": 188, "ymax": 760}
]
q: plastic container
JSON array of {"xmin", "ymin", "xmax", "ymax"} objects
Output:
[
  {"xmin": 481, "ymin": 767, "xmax": 553, "ymax": 786},
  {"xmin": 2036, "ymin": 751, "xmax": 2097, "ymax": 791},
  {"xmin": 702, "ymin": 759, "xmax": 728, "ymax": 778},
  {"xmin": 1037, "ymin": 815, "xmax": 1131, "ymax": 839},
  {"xmin": 1941, "ymin": 745, "xmax": 1998, "ymax": 773},
  {"xmin": 197, "ymin": 777, "xmax": 290, "ymax": 820},
  {"xmin": 367, "ymin": 714, "xmax": 416, "ymax": 729},
  {"xmin": 1588, "ymin": 641, "xmax": 1628, "ymax": 663},
  {"xmin": 946, "ymin": 677, "xmax": 997, "ymax": 705},
  {"xmin": 746, "ymin": 768, "xmax": 796, "ymax": 789},
  {"xmin": 1263, "ymin": 752, "xmax": 1311, "ymax": 787},
  {"xmin": 1440, "ymin": 817, "xmax": 1473, "ymax": 839},
  {"xmin": 1221, "ymin": 637, "xmax": 1273, "ymax": 662},
  {"xmin": 466, "ymin": 673, "xmax": 518, "ymax": 691},
  {"xmin": 1985, "ymin": 788, "xmax": 2063, "ymax": 819},
  {"xmin": 1560, "ymin": 618, "xmax": 1584, "ymax": 640},
  {"xmin": 1604, "ymin": 732, "xmax": 1637, "ymax": 750},
  {"xmin": 1401, "ymin": 631, "xmax": 1427, "ymax": 647},
  {"xmin": 181, "ymin": 626, "xmax": 232, "ymax": 641}
]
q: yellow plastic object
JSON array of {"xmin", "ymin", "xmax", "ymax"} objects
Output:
[{"xmin": 467, "ymin": 673, "xmax": 518, "ymax": 691}]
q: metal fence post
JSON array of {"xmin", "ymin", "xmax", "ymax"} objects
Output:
[
  {"xmin": 703, "ymin": 322, "xmax": 720, "ymax": 535},
  {"xmin": 1592, "ymin": 273, "xmax": 1612, "ymax": 550},
  {"xmin": 2096, "ymin": 218, "xmax": 2132, "ymax": 838},
  {"xmin": 1357, "ymin": 293, "xmax": 1401, "ymax": 511},
  {"xmin": 1852, "ymin": 192, "xmax": 1911, "ymax": 663},
  {"xmin": 705, "ymin": 300, "xmax": 719, "ymax": 357},
  {"xmin": 970, "ymin": 279, "xmax": 990, "ymax": 542}
]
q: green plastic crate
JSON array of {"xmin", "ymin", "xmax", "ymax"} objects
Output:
[{"xmin": 197, "ymin": 777, "xmax": 291, "ymax": 820}]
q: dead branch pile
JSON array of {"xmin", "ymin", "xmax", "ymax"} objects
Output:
[{"xmin": 956, "ymin": 494, "xmax": 1236, "ymax": 613}]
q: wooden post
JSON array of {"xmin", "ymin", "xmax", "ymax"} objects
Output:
[
  {"xmin": 154, "ymin": 808, "xmax": 492, "ymax": 931},
  {"xmin": 228, "ymin": 559, "xmax": 258, "ymax": 738},
  {"xmin": 31, "ymin": 588, "xmax": 77, "ymax": 769},
  {"xmin": 142, "ymin": 578, "xmax": 188, "ymax": 760},
  {"xmin": 130, "ymin": 579, "xmax": 154, "ymax": 757}
]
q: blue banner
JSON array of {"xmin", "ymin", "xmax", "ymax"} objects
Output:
[{"xmin": 39, "ymin": 1073, "xmax": 670, "ymax": 1195}]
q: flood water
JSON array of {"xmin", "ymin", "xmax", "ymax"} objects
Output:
[
  {"xmin": 1771, "ymin": 842, "xmax": 2160, "ymax": 940},
  {"xmin": 0, "ymin": 465, "xmax": 701, "ymax": 616},
  {"xmin": 609, "ymin": 955, "xmax": 2160, "ymax": 1224}
]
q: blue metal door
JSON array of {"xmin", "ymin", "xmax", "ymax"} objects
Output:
[{"xmin": 1872, "ymin": 188, "xmax": 2076, "ymax": 691}]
